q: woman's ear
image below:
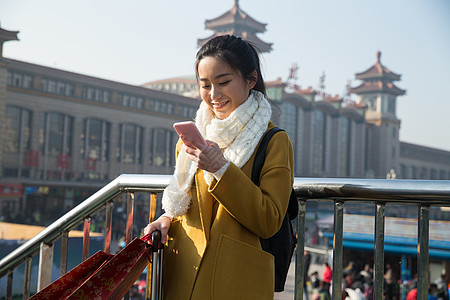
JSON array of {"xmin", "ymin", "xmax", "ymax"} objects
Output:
[{"xmin": 248, "ymin": 70, "xmax": 258, "ymax": 89}]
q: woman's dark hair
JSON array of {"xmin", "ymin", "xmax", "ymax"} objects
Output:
[{"xmin": 195, "ymin": 35, "xmax": 266, "ymax": 96}]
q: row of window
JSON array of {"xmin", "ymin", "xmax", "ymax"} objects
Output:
[
  {"xmin": 400, "ymin": 164, "xmax": 449, "ymax": 180},
  {"xmin": 362, "ymin": 95, "xmax": 396, "ymax": 114},
  {"xmin": 7, "ymin": 70, "xmax": 197, "ymax": 119},
  {"xmin": 401, "ymin": 145, "xmax": 450, "ymax": 164},
  {"xmin": 3, "ymin": 106, "xmax": 178, "ymax": 171},
  {"xmin": 150, "ymin": 82, "xmax": 198, "ymax": 93}
]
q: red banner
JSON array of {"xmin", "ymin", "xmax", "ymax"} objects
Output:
[{"xmin": 0, "ymin": 184, "xmax": 23, "ymax": 197}]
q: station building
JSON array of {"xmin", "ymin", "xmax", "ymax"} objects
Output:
[{"xmin": 0, "ymin": 0, "xmax": 449, "ymax": 223}]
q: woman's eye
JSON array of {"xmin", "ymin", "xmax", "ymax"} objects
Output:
[
  {"xmin": 201, "ymin": 85, "xmax": 210, "ymax": 89},
  {"xmin": 219, "ymin": 80, "xmax": 231, "ymax": 86}
]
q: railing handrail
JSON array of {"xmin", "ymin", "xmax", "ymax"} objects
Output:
[
  {"xmin": 0, "ymin": 175, "xmax": 449, "ymax": 279},
  {"xmin": 0, "ymin": 174, "xmax": 171, "ymax": 277},
  {"xmin": 293, "ymin": 177, "xmax": 450, "ymax": 204}
]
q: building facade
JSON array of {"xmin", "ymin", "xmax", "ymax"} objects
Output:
[
  {"xmin": 1, "ymin": 6, "xmax": 450, "ymax": 224},
  {"xmin": 0, "ymin": 47, "xmax": 201, "ymax": 219},
  {"xmin": 266, "ymin": 80, "xmax": 367, "ymax": 178}
]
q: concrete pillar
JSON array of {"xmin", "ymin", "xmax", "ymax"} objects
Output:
[{"xmin": 0, "ymin": 59, "xmax": 8, "ymax": 177}]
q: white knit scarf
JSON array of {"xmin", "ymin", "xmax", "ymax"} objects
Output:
[{"xmin": 161, "ymin": 90, "xmax": 272, "ymax": 218}]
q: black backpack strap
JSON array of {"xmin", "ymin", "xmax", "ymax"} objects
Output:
[
  {"xmin": 253, "ymin": 127, "xmax": 297, "ymax": 292},
  {"xmin": 251, "ymin": 127, "xmax": 285, "ymax": 186}
]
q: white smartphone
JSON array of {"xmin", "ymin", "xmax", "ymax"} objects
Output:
[{"xmin": 173, "ymin": 121, "xmax": 207, "ymax": 148}]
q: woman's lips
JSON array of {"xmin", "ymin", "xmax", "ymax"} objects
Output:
[{"xmin": 212, "ymin": 100, "xmax": 230, "ymax": 109}]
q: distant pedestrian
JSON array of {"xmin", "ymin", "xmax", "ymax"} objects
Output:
[
  {"xmin": 406, "ymin": 281, "xmax": 417, "ymax": 300},
  {"xmin": 319, "ymin": 280, "xmax": 331, "ymax": 300},
  {"xmin": 323, "ymin": 262, "xmax": 332, "ymax": 283}
]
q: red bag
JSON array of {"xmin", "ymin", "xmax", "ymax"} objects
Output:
[
  {"xmin": 68, "ymin": 235, "xmax": 153, "ymax": 300},
  {"xmin": 30, "ymin": 234, "xmax": 154, "ymax": 300},
  {"xmin": 29, "ymin": 251, "xmax": 113, "ymax": 299}
]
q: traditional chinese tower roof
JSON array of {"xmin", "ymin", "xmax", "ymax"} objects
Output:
[
  {"xmin": 350, "ymin": 51, "xmax": 406, "ymax": 96},
  {"xmin": 197, "ymin": 0, "xmax": 273, "ymax": 53},
  {"xmin": 0, "ymin": 23, "xmax": 19, "ymax": 57}
]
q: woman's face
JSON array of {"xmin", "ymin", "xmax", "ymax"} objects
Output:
[{"xmin": 197, "ymin": 56, "xmax": 256, "ymax": 120}]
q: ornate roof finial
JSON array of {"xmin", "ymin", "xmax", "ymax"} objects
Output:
[
  {"xmin": 376, "ymin": 51, "xmax": 381, "ymax": 63},
  {"xmin": 235, "ymin": 0, "xmax": 239, "ymax": 7}
]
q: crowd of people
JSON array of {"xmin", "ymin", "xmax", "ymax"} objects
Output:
[{"xmin": 303, "ymin": 255, "xmax": 449, "ymax": 300}]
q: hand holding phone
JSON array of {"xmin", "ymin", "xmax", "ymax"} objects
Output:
[{"xmin": 173, "ymin": 121, "xmax": 207, "ymax": 149}]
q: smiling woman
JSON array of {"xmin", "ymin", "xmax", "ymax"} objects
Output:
[
  {"xmin": 144, "ymin": 35, "xmax": 294, "ymax": 299},
  {"xmin": 197, "ymin": 56, "xmax": 255, "ymax": 120}
]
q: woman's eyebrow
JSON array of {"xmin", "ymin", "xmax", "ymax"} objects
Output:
[{"xmin": 199, "ymin": 73, "xmax": 233, "ymax": 81}]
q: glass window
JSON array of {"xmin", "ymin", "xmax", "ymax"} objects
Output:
[
  {"xmin": 40, "ymin": 77, "xmax": 74, "ymax": 96},
  {"xmin": 4, "ymin": 106, "xmax": 21, "ymax": 153},
  {"xmin": 167, "ymin": 103, "xmax": 174, "ymax": 114},
  {"xmin": 420, "ymin": 168, "xmax": 427, "ymax": 179},
  {"xmin": 124, "ymin": 125, "xmax": 136, "ymax": 162},
  {"xmin": 281, "ymin": 103, "xmax": 297, "ymax": 152},
  {"xmin": 65, "ymin": 84, "xmax": 74, "ymax": 97},
  {"xmin": 88, "ymin": 119, "xmax": 102, "ymax": 159},
  {"xmin": 411, "ymin": 166, "xmax": 417, "ymax": 179},
  {"xmin": 48, "ymin": 113, "xmax": 64, "ymax": 155},
  {"xmin": 57, "ymin": 82, "xmax": 65, "ymax": 94},
  {"xmin": 153, "ymin": 128, "xmax": 167, "ymax": 167},
  {"xmin": 81, "ymin": 86, "xmax": 110, "ymax": 103},
  {"xmin": 4, "ymin": 106, "xmax": 32, "ymax": 158},
  {"xmin": 340, "ymin": 117, "xmax": 351, "ymax": 176},
  {"xmin": 48, "ymin": 80, "xmax": 57, "ymax": 93},
  {"xmin": 364, "ymin": 96, "xmax": 377, "ymax": 111},
  {"xmin": 400, "ymin": 164, "xmax": 407, "ymax": 179},
  {"xmin": 22, "ymin": 110, "xmax": 31, "ymax": 151},
  {"xmin": 118, "ymin": 124, "xmax": 142, "ymax": 163},
  {"xmin": 150, "ymin": 128, "xmax": 176, "ymax": 167},
  {"xmin": 154, "ymin": 100, "xmax": 161, "ymax": 112},
  {"xmin": 23, "ymin": 75, "xmax": 33, "ymax": 89},
  {"xmin": 430, "ymin": 169, "xmax": 437, "ymax": 180},
  {"xmin": 7, "ymin": 71, "xmax": 12, "ymax": 85},
  {"xmin": 387, "ymin": 96, "xmax": 396, "ymax": 114},
  {"xmin": 45, "ymin": 112, "xmax": 73, "ymax": 156},
  {"xmin": 81, "ymin": 119, "xmax": 110, "ymax": 163},
  {"xmin": 312, "ymin": 110, "xmax": 326, "ymax": 175},
  {"xmin": 13, "ymin": 73, "xmax": 22, "ymax": 87}
]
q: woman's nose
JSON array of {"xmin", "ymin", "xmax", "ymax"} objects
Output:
[{"xmin": 210, "ymin": 86, "xmax": 222, "ymax": 100}]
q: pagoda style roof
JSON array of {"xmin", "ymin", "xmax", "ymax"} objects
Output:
[
  {"xmin": 0, "ymin": 26, "xmax": 19, "ymax": 57},
  {"xmin": 0, "ymin": 27, "xmax": 19, "ymax": 43},
  {"xmin": 323, "ymin": 94, "xmax": 343, "ymax": 103},
  {"xmin": 205, "ymin": 0, "xmax": 267, "ymax": 33},
  {"xmin": 295, "ymin": 86, "xmax": 316, "ymax": 96},
  {"xmin": 347, "ymin": 101, "xmax": 367, "ymax": 109},
  {"xmin": 198, "ymin": 0, "xmax": 272, "ymax": 52},
  {"xmin": 355, "ymin": 51, "xmax": 402, "ymax": 81},
  {"xmin": 350, "ymin": 80, "xmax": 406, "ymax": 96},
  {"xmin": 266, "ymin": 77, "xmax": 286, "ymax": 87},
  {"xmin": 198, "ymin": 30, "xmax": 272, "ymax": 53}
]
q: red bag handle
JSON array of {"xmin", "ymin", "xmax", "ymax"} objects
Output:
[{"xmin": 141, "ymin": 230, "xmax": 161, "ymax": 251}]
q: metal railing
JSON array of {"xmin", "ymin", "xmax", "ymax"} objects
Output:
[{"xmin": 0, "ymin": 175, "xmax": 449, "ymax": 300}]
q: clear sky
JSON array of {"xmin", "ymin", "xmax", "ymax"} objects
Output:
[{"xmin": 2, "ymin": 0, "xmax": 450, "ymax": 151}]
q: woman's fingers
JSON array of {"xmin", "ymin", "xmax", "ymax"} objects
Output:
[
  {"xmin": 144, "ymin": 216, "xmax": 171, "ymax": 245},
  {"xmin": 183, "ymin": 140, "xmax": 227, "ymax": 173},
  {"xmin": 159, "ymin": 219, "xmax": 170, "ymax": 244}
]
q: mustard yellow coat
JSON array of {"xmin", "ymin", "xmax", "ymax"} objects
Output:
[{"xmin": 162, "ymin": 123, "xmax": 294, "ymax": 300}]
